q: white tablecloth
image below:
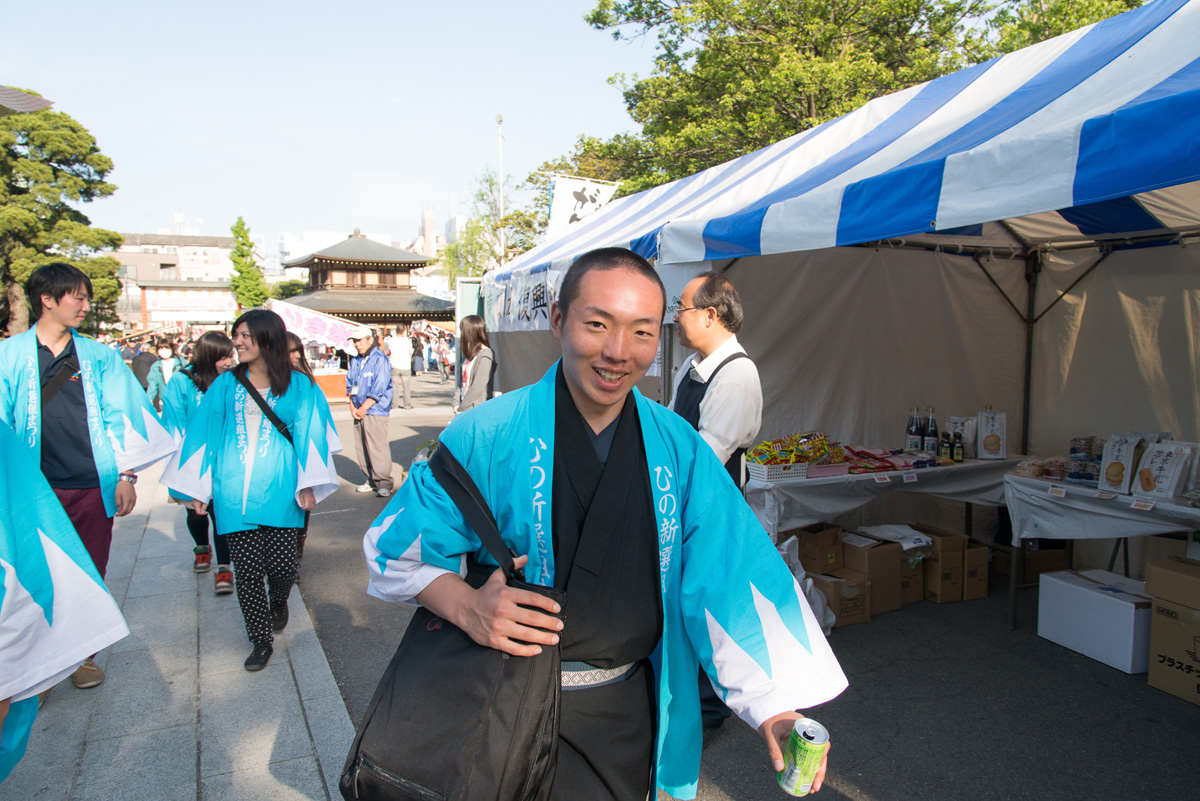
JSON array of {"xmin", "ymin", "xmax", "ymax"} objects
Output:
[
  {"xmin": 1004, "ymin": 474, "xmax": 1200, "ymax": 542},
  {"xmin": 745, "ymin": 458, "xmax": 1022, "ymax": 535}
]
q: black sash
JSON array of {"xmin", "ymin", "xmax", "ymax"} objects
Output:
[{"xmin": 673, "ymin": 351, "xmax": 750, "ymax": 487}]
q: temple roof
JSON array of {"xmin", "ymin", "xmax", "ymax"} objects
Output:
[{"xmin": 282, "ymin": 235, "xmax": 431, "ymax": 267}]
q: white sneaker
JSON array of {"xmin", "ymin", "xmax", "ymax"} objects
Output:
[
  {"xmin": 377, "ymin": 488, "xmax": 392, "ymax": 498},
  {"xmin": 356, "ymin": 482, "xmax": 375, "ymax": 493}
]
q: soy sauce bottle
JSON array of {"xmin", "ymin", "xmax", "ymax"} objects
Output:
[
  {"xmin": 952, "ymin": 431, "xmax": 964, "ymax": 462},
  {"xmin": 938, "ymin": 431, "xmax": 952, "ymax": 460},
  {"xmin": 906, "ymin": 406, "xmax": 923, "ymax": 450},
  {"xmin": 922, "ymin": 407, "xmax": 939, "ymax": 453}
]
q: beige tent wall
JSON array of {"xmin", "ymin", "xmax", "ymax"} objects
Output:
[{"xmin": 1031, "ymin": 244, "xmax": 1200, "ymax": 573}]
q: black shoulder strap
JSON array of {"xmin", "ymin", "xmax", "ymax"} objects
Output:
[
  {"xmin": 41, "ymin": 356, "xmax": 80, "ymax": 407},
  {"xmin": 235, "ymin": 370, "xmax": 293, "ymax": 444},
  {"xmin": 428, "ymin": 444, "xmax": 524, "ymax": 583},
  {"xmin": 707, "ymin": 351, "xmax": 749, "ymax": 383}
]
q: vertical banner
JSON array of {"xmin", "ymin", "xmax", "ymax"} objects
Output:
[{"xmin": 546, "ymin": 176, "xmax": 618, "ymax": 240}]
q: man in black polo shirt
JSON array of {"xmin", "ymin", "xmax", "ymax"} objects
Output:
[{"xmin": 0, "ymin": 263, "xmax": 175, "ymax": 689}]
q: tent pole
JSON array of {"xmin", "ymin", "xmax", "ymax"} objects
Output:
[{"xmin": 1020, "ymin": 251, "xmax": 1041, "ymax": 456}]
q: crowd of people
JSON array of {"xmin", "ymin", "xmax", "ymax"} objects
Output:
[{"xmin": 2, "ymin": 251, "xmax": 841, "ymax": 797}]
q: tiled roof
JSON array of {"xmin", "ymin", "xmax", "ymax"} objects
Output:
[
  {"xmin": 283, "ymin": 236, "xmax": 431, "ymax": 267},
  {"xmin": 284, "ymin": 289, "xmax": 453, "ymax": 316}
]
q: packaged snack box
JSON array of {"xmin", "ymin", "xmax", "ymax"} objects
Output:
[
  {"xmin": 1099, "ymin": 433, "xmax": 1144, "ymax": 494},
  {"xmin": 977, "ymin": 408, "xmax": 1006, "ymax": 460},
  {"xmin": 1132, "ymin": 442, "xmax": 1196, "ymax": 500}
]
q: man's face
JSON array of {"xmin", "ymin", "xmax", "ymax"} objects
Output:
[
  {"xmin": 550, "ymin": 266, "xmax": 663, "ymax": 428},
  {"xmin": 673, "ymin": 276, "xmax": 711, "ymax": 351},
  {"xmin": 353, "ymin": 336, "xmax": 373, "ymax": 356},
  {"xmin": 41, "ymin": 286, "xmax": 91, "ymax": 330}
]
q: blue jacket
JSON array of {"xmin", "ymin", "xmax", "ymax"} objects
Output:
[
  {"xmin": 160, "ymin": 371, "xmax": 342, "ymax": 534},
  {"xmin": 0, "ymin": 328, "xmax": 176, "ymax": 517},
  {"xmin": 346, "ymin": 347, "xmax": 392, "ymax": 415},
  {"xmin": 363, "ymin": 363, "xmax": 847, "ymax": 798}
]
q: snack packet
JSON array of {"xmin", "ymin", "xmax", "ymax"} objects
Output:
[
  {"xmin": 1133, "ymin": 443, "xmax": 1197, "ymax": 500},
  {"xmin": 1098, "ymin": 433, "xmax": 1144, "ymax": 494},
  {"xmin": 946, "ymin": 417, "xmax": 977, "ymax": 459},
  {"xmin": 977, "ymin": 408, "xmax": 1007, "ymax": 460}
]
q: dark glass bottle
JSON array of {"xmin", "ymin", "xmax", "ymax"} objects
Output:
[
  {"xmin": 906, "ymin": 406, "xmax": 923, "ymax": 450},
  {"xmin": 952, "ymin": 431, "xmax": 964, "ymax": 462},
  {"xmin": 938, "ymin": 430, "xmax": 952, "ymax": 460},
  {"xmin": 922, "ymin": 407, "xmax": 939, "ymax": 453}
]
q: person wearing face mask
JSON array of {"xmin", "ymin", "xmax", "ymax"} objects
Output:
[
  {"xmin": 160, "ymin": 331, "xmax": 238, "ymax": 593},
  {"xmin": 146, "ymin": 339, "xmax": 186, "ymax": 411}
]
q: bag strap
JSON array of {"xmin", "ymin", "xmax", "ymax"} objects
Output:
[
  {"xmin": 41, "ymin": 356, "xmax": 80, "ymax": 406},
  {"xmin": 428, "ymin": 443, "xmax": 524, "ymax": 583},
  {"xmin": 235, "ymin": 370, "xmax": 293, "ymax": 444}
]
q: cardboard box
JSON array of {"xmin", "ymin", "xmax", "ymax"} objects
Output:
[
  {"xmin": 995, "ymin": 547, "xmax": 1068, "ymax": 582},
  {"xmin": 911, "ymin": 524, "xmax": 966, "ymax": 603},
  {"xmin": 1147, "ymin": 597, "xmax": 1200, "ymax": 707},
  {"xmin": 1144, "ymin": 556, "xmax": 1200, "ymax": 609},
  {"xmin": 810, "ymin": 568, "xmax": 870, "ymax": 627},
  {"xmin": 841, "ymin": 531, "xmax": 902, "ymax": 615},
  {"xmin": 963, "ymin": 544, "xmax": 989, "ymax": 601},
  {"xmin": 900, "ymin": 553, "xmax": 924, "ymax": 606},
  {"xmin": 1037, "ymin": 570, "xmax": 1152, "ymax": 674},
  {"xmin": 789, "ymin": 524, "xmax": 844, "ymax": 574}
]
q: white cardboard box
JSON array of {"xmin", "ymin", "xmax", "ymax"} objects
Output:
[{"xmin": 1037, "ymin": 569, "xmax": 1153, "ymax": 674}]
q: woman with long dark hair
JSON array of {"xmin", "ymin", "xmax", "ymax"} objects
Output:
[
  {"xmin": 455, "ymin": 314, "xmax": 497, "ymax": 413},
  {"xmin": 162, "ymin": 310, "xmax": 341, "ymax": 671},
  {"xmin": 160, "ymin": 331, "xmax": 237, "ymax": 593}
]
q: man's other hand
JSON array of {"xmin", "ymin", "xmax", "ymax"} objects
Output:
[
  {"xmin": 759, "ymin": 711, "xmax": 830, "ymax": 793},
  {"xmin": 115, "ymin": 480, "xmax": 137, "ymax": 516},
  {"xmin": 298, "ymin": 486, "xmax": 316, "ymax": 511}
]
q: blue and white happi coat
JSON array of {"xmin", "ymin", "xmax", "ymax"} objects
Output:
[
  {"xmin": 0, "ymin": 424, "xmax": 128, "ymax": 781},
  {"xmin": 363, "ymin": 363, "xmax": 847, "ymax": 799},
  {"xmin": 159, "ymin": 369, "xmax": 206, "ymax": 502},
  {"xmin": 160, "ymin": 371, "xmax": 342, "ymax": 535},
  {"xmin": 0, "ymin": 328, "xmax": 176, "ymax": 517}
]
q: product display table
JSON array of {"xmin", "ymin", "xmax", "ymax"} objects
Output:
[
  {"xmin": 1004, "ymin": 474, "xmax": 1200, "ymax": 541},
  {"xmin": 745, "ymin": 457, "xmax": 1023, "ymax": 536},
  {"xmin": 1003, "ymin": 474, "xmax": 1200, "ymax": 627}
]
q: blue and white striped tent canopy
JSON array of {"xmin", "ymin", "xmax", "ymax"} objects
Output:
[{"xmin": 485, "ymin": 0, "xmax": 1200, "ymax": 316}]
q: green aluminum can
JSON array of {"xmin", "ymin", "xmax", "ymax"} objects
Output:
[{"xmin": 777, "ymin": 717, "xmax": 829, "ymax": 796}]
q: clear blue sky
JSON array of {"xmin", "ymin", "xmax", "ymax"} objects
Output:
[{"xmin": 1, "ymin": 0, "xmax": 657, "ymax": 250}]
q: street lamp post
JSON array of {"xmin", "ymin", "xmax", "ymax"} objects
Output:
[{"xmin": 496, "ymin": 113, "xmax": 505, "ymax": 267}]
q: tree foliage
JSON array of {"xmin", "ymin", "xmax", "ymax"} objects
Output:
[
  {"xmin": 439, "ymin": 169, "xmax": 538, "ymax": 286},
  {"xmin": 986, "ymin": 0, "xmax": 1143, "ymax": 55},
  {"xmin": 229, "ymin": 216, "xmax": 269, "ymax": 309},
  {"xmin": 1, "ymin": 90, "xmax": 122, "ymax": 335},
  {"xmin": 272, "ymin": 279, "xmax": 309, "ymax": 299},
  {"xmin": 564, "ymin": 0, "xmax": 1144, "ymax": 197}
]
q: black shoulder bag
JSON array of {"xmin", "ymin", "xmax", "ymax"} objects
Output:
[
  {"xmin": 234, "ymin": 371, "xmax": 292, "ymax": 444},
  {"xmin": 340, "ymin": 444, "xmax": 566, "ymax": 801}
]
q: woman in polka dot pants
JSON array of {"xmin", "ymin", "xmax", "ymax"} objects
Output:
[{"xmin": 162, "ymin": 310, "xmax": 342, "ymax": 672}]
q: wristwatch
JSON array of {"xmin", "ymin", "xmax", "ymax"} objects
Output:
[{"xmin": 119, "ymin": 473, "xmax": 138, "ymax": 485}]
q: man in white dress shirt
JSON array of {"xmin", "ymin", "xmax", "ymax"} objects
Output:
[
  {"xmin": 670, "ymin": 271, "xmax": 762, "ymax": 489},
  {"xmin": 670, "ymin": 270, "xmax": 763, "ymax": 730}
]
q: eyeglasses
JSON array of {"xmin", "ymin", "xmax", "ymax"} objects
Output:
[{"xmin": 671, "ymin": 305, "xmax": 704, "ymax": 315}]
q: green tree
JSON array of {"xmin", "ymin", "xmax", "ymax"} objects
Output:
[
  {"xmin": 439, "ymin": 169, "xmax": 538, "ymax": 286},
  {"xmin": 0, "ymin": 90, "xmax": 123, "ymax": 335},
  {"xmin": 229, "ymin": 216, "xmax": 269, "ymax": 309},
  {"xmin": 584, "ymin": 0, "xmax": 997, "ymax": 193},
  {"xmin": 986, "ymin": 0, "xmax": 1143, "ymax": 55},
  {"xmin": 272, "ymin": 279, "xmax": 309, "ymax": 299}
]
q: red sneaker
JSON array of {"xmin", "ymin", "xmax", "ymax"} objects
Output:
[
  {"xmin": 214, "ymin": 565, "xmax": 234, "ymax": 594},
  {"xmin": 193, "ymin": 545, "xmax": 213, "ymax": 572}
]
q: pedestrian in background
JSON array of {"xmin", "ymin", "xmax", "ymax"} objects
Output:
[
  {"xmin": 146, "ymin": 339, "xmax": 186, "ymax": 411},
  {"xmin": 287, "ymin": 331, "xmax": 316, "ymax": 576},
  {"xmin": 346, "ymin": 325, "xmax": 394, "ymax": 497},
  {"xmin": 130, "ymin": 338, "xmax": 157, "ymax": 390},
  {"xmin": 0, "ymin": 262, "xmax": 175, "ymax": 689},
  {"xmin": 160, "ymin": 331, "xmax": 237, "ymax": 594},
  {"xmin": 162, "ymin": 309, "xmax": 341, "ymax": 671},
  {"xmin": 454, "ymin": 314, "xmax": 496, "ymax": 413},
  {"xmin": 384, "ymin": 326, "xmax": 413, "ymax": 409},
  {"xmin": 435, "ymin": 337, "xmax": 450, "ymax": 383}
]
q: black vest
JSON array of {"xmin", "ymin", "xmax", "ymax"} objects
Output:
[{"xmin": 673, "ymin": 351, "xmax": 750, "ymax": 488}]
